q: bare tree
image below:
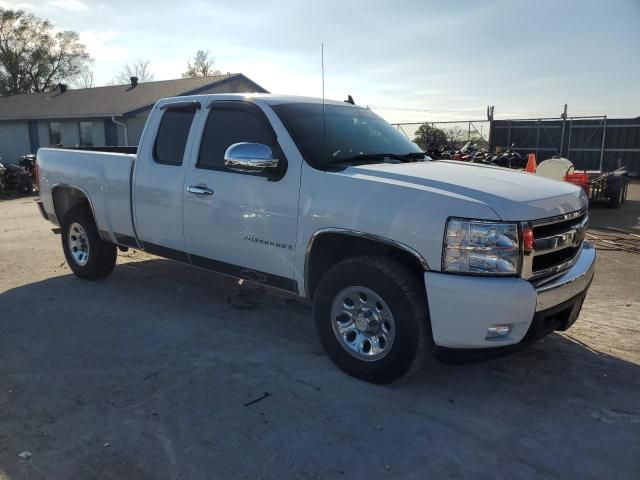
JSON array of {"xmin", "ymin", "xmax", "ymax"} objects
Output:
[
  {"xmin": 182, "ymin": 50, "xmax": 221, "ymax": 78},
  {"xmin": 0, "ymin": 8, "xmax": 92, "ymax": 96},
  {"xmin": 78, "ymin": 69, "xmax": 94, "ymax": 88},
  {"xmin": 114, "ymin": 60, "xmax": 154, "ymax": 84}
]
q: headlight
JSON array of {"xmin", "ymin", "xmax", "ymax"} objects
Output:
[{"xmin": 443, "ymin": 219, "xmax": 520, "ymax": 275}]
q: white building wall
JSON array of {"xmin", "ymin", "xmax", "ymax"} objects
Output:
[{"xmin": 0, "ymin": 122, "xmax": 31, "ymax": 164}]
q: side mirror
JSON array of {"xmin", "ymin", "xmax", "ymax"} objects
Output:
[{"xmin": 224, "ymin": 142, "xmax": 279, "ymax": 173}]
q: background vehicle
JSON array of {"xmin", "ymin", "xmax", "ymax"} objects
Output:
[
  {"xmin": 36, "ymin": 94, "xmax": 595, "ymax": 383},
  {"xmin": 0, "ymin": 157, "xmax": 34, "ymax": 194},
  {"xmin": 536, "ymin": 156, "xmax": 629, "ymax": 208}
]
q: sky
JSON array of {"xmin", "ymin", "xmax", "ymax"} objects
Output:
[{"xmin": 1, "ymin": 0, "xmax": 639, "ymax": 123}]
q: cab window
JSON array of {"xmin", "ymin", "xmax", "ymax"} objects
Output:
[{"xmin": 153, "ymin": 105, "xmax": 197, "ymax": 166}]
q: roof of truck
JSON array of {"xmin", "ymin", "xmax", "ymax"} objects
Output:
[
  {"xmin": 161, "ymin": 93, "xmax": 361, "ymax": 108},
  {"xmin": 0, "ymin": 74, "xmax": 268, "ymax": 121}
]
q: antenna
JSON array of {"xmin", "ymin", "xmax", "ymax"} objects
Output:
[{"xmin": 321, "ymin": 43, "xmax": 326, "ymax": 143}]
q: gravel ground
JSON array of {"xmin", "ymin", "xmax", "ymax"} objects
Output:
[{"xmin": 1, "ymin": 184, "xmax": 639, "ymax": 480}]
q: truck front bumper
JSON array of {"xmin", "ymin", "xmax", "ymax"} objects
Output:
[{"xmin": 424, "ymin": 242, "xmax": 596, "ymax": 349}]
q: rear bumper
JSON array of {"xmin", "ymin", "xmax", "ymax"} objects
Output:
[{"xmin": 424, "ymin": 243, "xmax": 596, "ymax": 349}]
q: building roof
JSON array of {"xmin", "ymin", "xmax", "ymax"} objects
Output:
[{"xmin": 0, "ymin": 73, "xmax": 267, "ymax": 121}]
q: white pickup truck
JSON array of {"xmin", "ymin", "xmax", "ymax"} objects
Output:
[{"xmin": 36, "ymin": 94, "xmax": 595, "ymax": 383}]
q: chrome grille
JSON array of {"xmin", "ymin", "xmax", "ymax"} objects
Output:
[{"xmin": 522, "ymin": 208, "xmax": 588, "ymax": 282}]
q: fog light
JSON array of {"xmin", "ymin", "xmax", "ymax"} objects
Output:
[{"xmin": 486, "ymin": 324, "xmax": 512, "ymax": 339}]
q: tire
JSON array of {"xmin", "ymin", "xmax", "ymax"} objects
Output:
[
  {"xmin": 313, "ymin": 255, "xmax": 429, "ymax": 384},
  {"xmin": 608, "ymin": 184, "xmax": 623, "ymax": 209},
  {"xmin": 61, "ymin": 205, "xmax": 117, "ymax": 280}
]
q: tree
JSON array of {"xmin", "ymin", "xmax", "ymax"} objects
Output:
[
  {"xmin": 77, "ymin": 69, "xmax": 94, "ymax": 88},
  {"xmin": 182, "ymin": 50, "xmax": 221, "ymax": 78},
  {"xmin": 413, "ymin": 123, "xmax": 448, "ymax": 150},
  {"xmin": 442, "ymin": 126, "xmax": 488, "ymax": 149},
  {"xmin": 0, "ymin": 8, "xmax": 91, "ymax": 96},
  {"xmin": 114, "ymin": 60, "xmax": 154, "ymax": 84}
]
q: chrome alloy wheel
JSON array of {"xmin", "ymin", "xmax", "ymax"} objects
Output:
[
  {"xmin": 330, "ymin": 286, "xmax": 396, "ymax": 361},
  {"xmin": 68, "ymin": 222, "xmax": 90, "ymax": 266}
]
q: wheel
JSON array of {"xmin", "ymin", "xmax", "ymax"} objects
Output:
[
  {"xmin": 608, "ymin": 184, "xmax": 623, "ymax": 209},
  {"xmin": 313, "ymin": 255, "xmax": 429, "ymax": 384},
  {"xmin": 61, "ymin": 205, "xmax": 117, "ymax": 279}
]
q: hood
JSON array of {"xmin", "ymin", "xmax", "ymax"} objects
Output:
[{"xmin": 345, "ymin": 160, "xmax": 587, "ymax": 221}]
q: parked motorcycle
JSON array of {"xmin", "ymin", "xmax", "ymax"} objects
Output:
[
  {"xmin": 0, "ymin": 156, "xmax": 34, "ymax": 195},
  {"xmin": 488, "ymin": 144, "xmax": 527, "ymax": 169},
  {"xmin": 470, "ymin": 149, "xmax": 492, "ymax": 164},
  {"xmin": 20, "ymin": 154, "xmax": 38, "ymax": 189}
]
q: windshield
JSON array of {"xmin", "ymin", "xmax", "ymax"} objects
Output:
[{"xmin": 271, "ymin": 102, "xmax": 423, "ymax": 169}]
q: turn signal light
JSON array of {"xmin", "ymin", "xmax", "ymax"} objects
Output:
[{"xmin": 522, "ymin": 227, "xmax": 534, "ymax": 253}]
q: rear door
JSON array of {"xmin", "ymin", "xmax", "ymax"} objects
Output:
[
  {"xmin": 182, "ymin": 101, "xmax": 300, "ymax": 292},
  {"xmin": 133, "ymin": 102, "xmax": 199, "ymax": 259}
]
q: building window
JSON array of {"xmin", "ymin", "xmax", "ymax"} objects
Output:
[
  {"xmin": 79, "ymin": 121, "xmax": 94, "ymax": 147},
  {"xmin": 49, "ymin": 122, "xmax": 62, "ymax": 145}
]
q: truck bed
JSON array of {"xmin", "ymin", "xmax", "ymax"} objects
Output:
[
  {"xmin": 65, "ymin": 146, "xmax": 138, "ymax": 155},
  {"xmin": 37, "ymin": 148, "xmax": 138, "ymax": 244}
]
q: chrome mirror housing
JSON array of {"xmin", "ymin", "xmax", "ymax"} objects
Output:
[{"xmin": 224, "ymin": 142, "xmax": 279, "ymax": 172}]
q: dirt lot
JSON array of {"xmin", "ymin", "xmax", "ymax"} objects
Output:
[{"xmin": 1, "ymin": 184, "xmax": 639, "ymax": 480}]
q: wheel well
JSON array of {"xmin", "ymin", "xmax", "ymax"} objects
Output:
[
  {"xmin": 52, "ymin": 186, "xmax": 92, "ymax": 225},
  {"xmin": 305, "ymin": 232, "xmax": 427, "ymax": 299}
]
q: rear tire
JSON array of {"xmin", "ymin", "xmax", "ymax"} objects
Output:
[
  {"xmin": 313, "ymin": 255, "xmax": 429, "ymax": 384},
  {"xmin": 61, "ymin": 205, "xmax": 117, "ymax": 280},
  {"xmin": 608, "ymin": 185, "xmax": 623, "ymax": 209}
]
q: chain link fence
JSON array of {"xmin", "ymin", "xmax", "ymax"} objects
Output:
[{"xmin": 392, "ymin": 120, "xmax": 491, "ymax": 150}]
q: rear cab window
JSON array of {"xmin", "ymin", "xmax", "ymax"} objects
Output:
[{"xmin": 153, "ymin": 105, "xmax": 198, "ymax": 166}]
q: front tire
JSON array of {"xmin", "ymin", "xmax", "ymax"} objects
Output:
[
  {"xmin": 61, "ymin": 205, "xmax": 117, "ymax": 280},
  {"xmin": 313, "ymin": 256, "xmax": 429, "ymax": 384}
]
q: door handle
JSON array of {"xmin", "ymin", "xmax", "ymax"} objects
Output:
[{"xmin": 187, "ymin": 186, "xmax": 214, "ymax": 195}]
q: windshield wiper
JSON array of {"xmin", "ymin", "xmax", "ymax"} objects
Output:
[
  {"xmin": 403, "ymin": 152, "xmax": 428, "ymax": 160},
  {"xmin": 353, "ymin": 152, "xmax": 428, "ymax": 162},
  {"xmin": 350, "ymin": 152, "xmax": 426, "ymax": 162},
  {"xmin": 325, "ymin": 152, "xmax": 428, "ymax": 170},
  {"xmin": 351, "ymin": 153, "xmax": 411, "ymax": 162}
]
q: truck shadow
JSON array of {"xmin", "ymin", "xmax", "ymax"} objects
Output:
[{"xmin": 1, "ymin": 258, "xmax": 639, "ymax": 479}]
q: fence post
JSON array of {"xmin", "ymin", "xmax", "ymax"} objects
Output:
[
  {"xmin": 599, "ymin": 116, "xmax": 607, "ymax": 171},
  {"xmin": 535, "ymin": 119, "xmax": 540, "ymax": 159},
  {"xmin": 566, "ymin": 118, "xmax": 573, "ymax": 160},
  {"xmin": 559, "ymin": 104, "xmax": 567, "ymax": 156}
]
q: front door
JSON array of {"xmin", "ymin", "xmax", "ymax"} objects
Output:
[{"xmin": 182, "ymin": 101, "xmax": 300, "ymax": 292}]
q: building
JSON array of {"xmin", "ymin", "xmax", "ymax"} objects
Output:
[{"xmin": 0, "ymin": 73, "xmax": 267, "ymax": 163}]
